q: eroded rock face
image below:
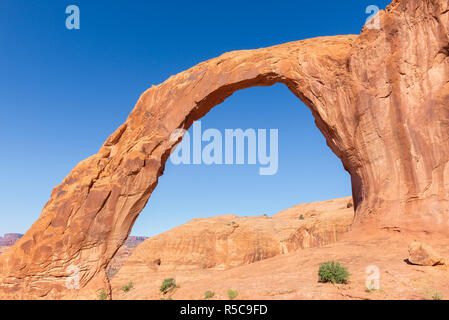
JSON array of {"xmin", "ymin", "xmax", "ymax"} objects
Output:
[
  {"xmin": 111, "ymin": 197, "xmax": 353, "ymax": 285},
  {"xmin": 106, "ymin": 236, "xmax": 148, "ymax": 279},
  {"xmin": 1, "ymin": 0, "xmax": 449, "ymax": 299}
]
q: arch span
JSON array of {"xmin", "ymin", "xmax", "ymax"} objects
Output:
[{"xmin": 1, "ymin": 0, "xmax": 449, "ymax": 299}]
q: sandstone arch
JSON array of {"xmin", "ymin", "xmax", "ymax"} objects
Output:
[{"xmin": 1, "ymin": 0, "xmax": 449, "ymax": 299}]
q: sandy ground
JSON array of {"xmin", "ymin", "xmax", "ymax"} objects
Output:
[{"xmin": 111, "ymin": 231, "xmax": 449, "ymax": 300}]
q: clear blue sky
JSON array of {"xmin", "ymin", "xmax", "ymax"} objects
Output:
[{"xmin": 0, "ymin": 0, "xmax": 390, "ymax": 237}]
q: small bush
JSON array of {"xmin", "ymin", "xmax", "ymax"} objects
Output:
[
  {"xmin": 122, "ymin": 281, "xmax": 133, "ymax": 292},
  {"xmin": 98, "ymin": 288, "xmax": 107, "ymax": 300},
  {"xmin": 299, "ymin": 215, "xmax": 305, "ymax": 220},
  {"xmin": 227, "ymin": 289, "xmax": 238, "ymax": 300},
  {"xmin": 204, "ymin": 290, "xmax": 214, "ymax": 299},
  {"xmin": 160, "ymin": 278, "xmax": 176, "ymax": 294},
  {"xmin": 318, "ymin": 261, "xmax": 349, "ymax": 284}
]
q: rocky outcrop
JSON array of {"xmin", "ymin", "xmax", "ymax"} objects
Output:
[
  {"xmin": 408, "ymin": 241, "xmax": 445, "ymax": 266},
  {"xmin": 1, "ymin": 0, "xmax": 449, "ymax": 299},
  {"xmin": 111, "ymin": 197, "xmax": 353, "ymax": 282}
]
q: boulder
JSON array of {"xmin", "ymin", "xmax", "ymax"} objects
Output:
[{"xmin": 408, "ymin": 242, "xmax": 445, "ymax": 266}]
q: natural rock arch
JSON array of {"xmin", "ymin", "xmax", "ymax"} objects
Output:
[{"xmin": 1, "ymin": 0, "xmax": 449, "ymax": 299}]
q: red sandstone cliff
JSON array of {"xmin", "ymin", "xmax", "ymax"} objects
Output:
[{"xmin": 111, "ymin": 197, "xmax": 352, "ymax": 278}]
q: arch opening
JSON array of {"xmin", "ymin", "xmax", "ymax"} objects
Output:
[
  {"xmin": 107, "ymin": 83, "xmax": 353, "ymax": 288},
  {"xmin": 0, "ymin": 36, "xmax": 363, "ymax": 299},
  {"xmin": 129, "ymin": 83, "xmax": 352, "ymax": 238}
]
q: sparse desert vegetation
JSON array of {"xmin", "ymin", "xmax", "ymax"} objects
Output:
[
  {"xmin": 204, "ymin": 290, "xmax": 214, "ymax": 299},
  {"xmin": 122, "ymin": 281, "xmax": 133, "ymax": 292},
  {"xmin": 318, "ymin": 261, "xmax": 349, "ymax": 284},
  {"xmin": 98, "ymin": 288, "xmax": 107, "ymax": 300},
  {"xmin": 160, "ymin": 278, "xmax": 177, "ymax": 294},
  {"xmin": 227, "ymin": 289, "xmax": 238, "ymax": 300}
]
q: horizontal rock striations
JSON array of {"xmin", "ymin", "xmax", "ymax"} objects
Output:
[{"xmin": 111, "ymin": 197, "xmax": 353, "ymax": 284}]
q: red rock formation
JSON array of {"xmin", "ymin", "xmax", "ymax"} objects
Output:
[
  {"xmin": 112, "ymin": 234, "xmax": 449, "ymax": 300},
  {"xmin": 110, "ymin": 197, "xmax": 353, "ymax": 289},
  {"xmin": 0, "ymin": 0, "xmax": 448, "ymax": 299},
  {"xmin": 106, "ymin": 236, "xmax": 148, "ymax": 278}
]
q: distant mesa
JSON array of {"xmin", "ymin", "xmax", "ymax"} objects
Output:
[
  {"xmin": 106, "ymin": 235, "xmax": 148, "ymax": 279},
  {"xmin": 124, "ymin": 236, "xmax": 148, "ymax": 248},
  {"xmin": 0, "ymin": 234, "xmax": 23, "ymax": 247}
]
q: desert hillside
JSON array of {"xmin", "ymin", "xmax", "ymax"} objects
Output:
[
  {"xmin": 113, "ymin": 234, "xmax": 449, "ymax": 300},
  {"xmin": 109, "ymin": 196, "xmax": 449, "ymax": 300},
  {"xmin": 111, "ymin": 197, "xmax": 355, "ymax": 299}
]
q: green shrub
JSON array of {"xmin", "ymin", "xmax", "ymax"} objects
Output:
[
  {"xmin": 204, "ymin": 290, "xmax": 214, "ymax": 299},
  {"xmin": 160, "ymin": 278, "xmax": 176, "ymax": 294},
  {"xmin": 299, "ymin": 215, "xmax": 304, "ymax": 220},
  {"xmin": 122, "ymin": 281, "xmax": 133, "ymax": 292},
  {"xmin": 318, "ymin": 261, "xmax": 349, "ymax": 284},
  {"xmin": 98, "ymin": 288, "xmax": 107, "ymax": 300},
  {"xmin": 227, "ymin": 289, "xmax": 238, "ymax": 300}
]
